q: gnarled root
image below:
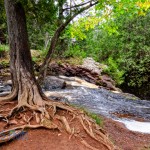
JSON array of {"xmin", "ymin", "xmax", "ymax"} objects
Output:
[
  {"xmin": 79, "ymin": 115, "xmax": 113, "ymax": 150},
  {"xmin": 0, "ymin": 98, "xmax": 115, "ymax": 150}
]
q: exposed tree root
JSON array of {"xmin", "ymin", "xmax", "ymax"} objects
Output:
[
  {"xmin": 56, "ymin": 115, "xmax": 72, "ymax": 134},
  {"xmin": 1, "ymin": 0, "xmax": 115, "ymax": 148},
  {"xmin": 0, "ymin": 97, "xmax": 115, "ymax": 150},
  {"xmin": 0, "ymin": 102, "xmax": 15, "ymax": 106},
  {"xmin": 79, "ymin": 115, "xmax": 112, "ymax": 150},
  {"xmin": 81, "ymin": 139, "xmax": 99, "ymax": 150}
]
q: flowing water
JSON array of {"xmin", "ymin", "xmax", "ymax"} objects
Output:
[{"xmin": 0, "ymin": 77, "xmax": 150, "ymax": 134}]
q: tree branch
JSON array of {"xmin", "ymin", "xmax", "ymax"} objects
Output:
[
  {"xmin": 38, "ymin": 1, "xmax": 99, "ymax": 81},
  {"xmin": 63, "ymin": 0, "xmax": 95, "ymax": 11}
]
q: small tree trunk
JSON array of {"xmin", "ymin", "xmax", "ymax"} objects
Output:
[
  {"xmin": 1, "ymin": 0, "xmax": 44, "ymax": 106},
  {"xmin": 38, "ymin": 1, "xmax": 98, "ymax": 82},
  {"xmin": 44, "ymin": 32, "xmax": 50, "ymax": 50}
]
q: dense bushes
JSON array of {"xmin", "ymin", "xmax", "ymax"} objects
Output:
[{"xmin": 65, "ymin": 11, "xmax": 150, "ymax": 99}]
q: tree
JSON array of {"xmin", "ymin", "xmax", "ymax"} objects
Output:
[
  {"xmin": 0, "ymin": 1, "xmax": 113, "ymax": 149},
  {"xmin": 1, "ymin": 0, "xmax": 44, "ymax": 105},
  {"xmin": 0, "ymin": 0, "xmax": 6, "ymax": 44},
  {"xmin": 39, "ymin": 0, "xmax": 99, "ymax": 80}
]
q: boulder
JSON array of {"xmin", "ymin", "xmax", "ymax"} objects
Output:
[
  {"xmin": 80, "ymin": 57, "xmax": 107, "ymax": 75},
  {"xmin": 48, "ymin": 61, "xmax": 119, "ymax": 92},
  {"xmin": 42, "ymin": 76, "xmax": 99, "ymax": 91},
  {"xmin": 42, "ymin": 76, "xmax": 65, "ymax": 91}
]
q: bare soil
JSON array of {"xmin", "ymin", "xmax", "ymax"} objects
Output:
[
  {"xmin": 0, "ymin": 116, "xmax": 150, "ymax": 150},
  {"xmin": 0, "ymin": 101, "xmax": 114, "ymax": 150},
  {"xmin": 103, "ymin": 117, "xmax": 150, "ymax": 150},
  {"xmin": 0, "ymin": 129, "xmax": 90, "ymax": 150}
]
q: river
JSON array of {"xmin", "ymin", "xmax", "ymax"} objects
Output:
[{"xmin": 0, "ymin": 76, "xmax": 150, "ymax": 134}]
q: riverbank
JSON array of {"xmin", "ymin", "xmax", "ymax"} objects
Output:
[
  {"xmin": 1, "ymin": 77, "xmax": 150, "ymax": 149},
  {"xmin": 103, "ymin": 117, "xmax": 150, "ymax": 150},
  {"xmin": 0, "ymin": 115, "xmax": 150, "ymax": 150},
  {"xmin": 0, "ymin": 57, "xmax": 150, "ymax": 149}
]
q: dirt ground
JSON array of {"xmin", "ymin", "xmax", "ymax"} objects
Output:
[
  {"xmin": 0, "ymin": 116, "xmax": 149, "ymax": 150},
  {"xmin": 0, "ymin": 101, "xmax": 113, "ymax": 150},
  {"xmin": 103, "ymin": 117, "xmax": 150, "ymax": 150},
  {"xmin": 0, "ymin": 129, "xmax": 91, "ymax": 150},
  {"xmin": 0, "ymin": 74, "xmax": 150, "ymax": 150}
]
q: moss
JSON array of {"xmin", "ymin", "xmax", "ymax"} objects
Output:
[{"xmin": 70, "ymin": 104, "xmax": 103, "ymax": 127}]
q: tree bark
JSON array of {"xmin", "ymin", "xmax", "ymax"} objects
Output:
[{"xmin": 0, "ymin": 0, "xmax": 44, "ymax": 106}]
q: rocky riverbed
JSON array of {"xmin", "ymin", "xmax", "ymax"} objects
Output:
[{"xmin": 1, "ymin": 75, "xmax": 150, "ymax": 134}]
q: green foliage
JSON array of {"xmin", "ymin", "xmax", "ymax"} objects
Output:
[
  {"xmin": 64, "ymin": 45, "xmax": 87, "ymax": 58},
  {"xmin": 1, "ymin": 0, "xmax": 149, "ymax": 99},
  {"xmin": 64, "ymin": 2, "xmax": 150, "ymax": 98},
  {"xmin": 88, "ymin": 112, "xmax": 103, "ymax": 126},
  {"xmin": 39, "ymin": 49, "xmax": 48, "ymax": 58},
  {"xmin": 0, "ymin": 44, "xmax": 9, "ymax": 58},
  {"xmin": 24, "ymin": 0, "xmax": 58, "ymax": 50},
  {"xmin": 103, "ymin": 57, "xmax": 125, "ymax": 85},
  {"xmin": 117, "ymin": 12, "xmax": 150, "ymax": 95},
  {"xmin": 32, "ymin": 56, "xmax": 39, "ymax": 62},
  {"xmin": 79, "ymin": 106, "xmax": 103, "ymax": 126},
  {"xmin": 84, "ymin": 110, "xmax": 103, "ymax": 126},
  {"xmin": 0, "ymin": 1, "xmax": 7, "ymax": 44},
  {"xmin": 0, "ymin": 44, "xmax": 9, "ymax": 52},
  {"xmin": 68, "ymin": 16, "xmax": 101, "ymax": 40},
  {"xmin": 0, "ymin": 60, "xmax": 9, "ymax": 67}
]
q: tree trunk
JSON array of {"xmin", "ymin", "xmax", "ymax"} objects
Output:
[{"xmin": 1, "ymin": 0, "xmax": 44, "ymax": 106}]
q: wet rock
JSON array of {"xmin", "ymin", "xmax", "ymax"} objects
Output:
[
  {"xmin": 48, "ymin": 62, "xmax": 118, "ymax": 92},
  {"xmin": 0, "ymin": 91, "xmax": 11, "ymax": 96},
  {"xmin": 0, "ymin": 84, "xmax": 11, "ymax": 93},
  {"xmin": 43, "ymin": 84, "xmax": 150, "ymax": 121},
  {"xmin": 42, "ymin": 76, "xmax": 66, "ymax": 91},
  {"xmin": 0, "ymin": 81, "xmax": 11, "ymax": 96},
  {"xmin": 42, "ymin": 76, "xmax": 98, "ymax": 91},
  {"xmin": 0, "ymin": 75, "xmax": 150, "ymax": 133},
  {"xmin": 59, "ymin": 76, "xmax": 98, "ymax": 89}
]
